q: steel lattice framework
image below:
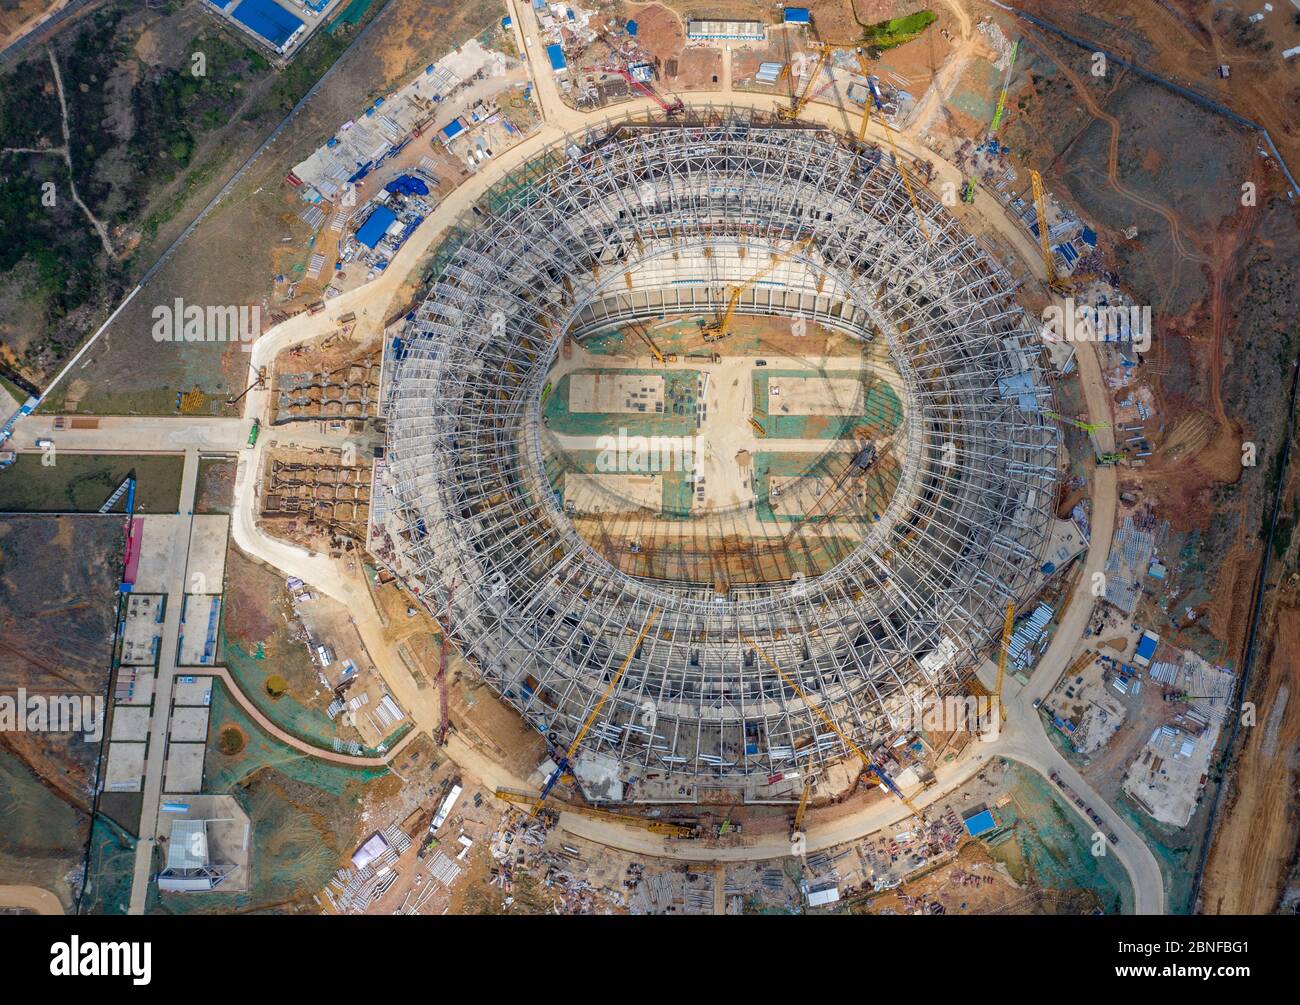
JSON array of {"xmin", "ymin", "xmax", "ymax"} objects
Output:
[{"xmin": 377, "ymin": 109, "xmax": 1059, "ymax": 785}]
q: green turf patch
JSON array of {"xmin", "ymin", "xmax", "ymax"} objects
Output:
[{"xmin": 0, "ymin": 454, "xmax": 183, "ymax": 513}]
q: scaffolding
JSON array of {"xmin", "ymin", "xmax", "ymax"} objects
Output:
[{"xmin": 377, "ymin": 107, "xmax": 1059, "ymax": 786}]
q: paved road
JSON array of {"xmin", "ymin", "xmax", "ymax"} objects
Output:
[{"xmin": 127, "ymin": 449, "xmax": 202, "ymax": 914}]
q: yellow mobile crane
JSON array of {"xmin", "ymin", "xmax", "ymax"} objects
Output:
[
  {"xmin": 1030, "ymin": 169, "xmax": 1093, "ymax": 292},
  {"xmin": 778, "ymin": 46, "xmax": 831, "ymax": 120},
  {"xmin": 791, "ymin": 779, "xmax": 812, "ymax": 838},
  {"xmin": 852, "ymin": 51, "xmax": 930, "ymax": 245},
  {"xmin": 626, "ymin": 320, "xmax": 671, "ymax": 364},
  {"xmin": 742, "ymin": 634, "xmax": 924, "ymax": 818},
  {"xmin": 989, "ymin": 600, "xmax": 1016, "ymax": 723},
  {"xmin": 702, "ymin": 236, "xmax": 814, "ymax": 343}
]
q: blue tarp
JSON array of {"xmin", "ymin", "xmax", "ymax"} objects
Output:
[
  {"xmin": 625, "ymin": 19, "xmax": 637, "ymax": 35},
  {"xmin": 384, "ymin": 174, "xmax": 429, "ymax": 196},
  {"xmin": 355, "ymin": 205, "xmax": 397, "ymax": 248},
  {"xmin": 784, "ymin": 7, "xmax": 811, "ymax": 23},
  {"xmin": 1135, "ymin": 633, "xmax": 1158, "ymax": 661},
  {"xmin": 546, "ymin": 43, "xmax": 567, "ymax": 71},
  {"xmin": 231, "ymin": 0, "xmax": 304, "ymax": 48},
  {"xmin": 1080, "ymin": 226, "xmax": 1098, "ymax": 247}
]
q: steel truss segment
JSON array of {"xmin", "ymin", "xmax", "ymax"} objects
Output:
[{"xmin": 378, "ymin": 109, "xmax": 1059, "ymax": 783}]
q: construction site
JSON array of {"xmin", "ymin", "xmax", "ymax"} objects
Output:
[
  {"xmin": 375, "ymin": 108, "xmax": 1059, "ymax": 799},
  {"xmin": 4, "ymin": 0, "xmax": 1300, "ymax": 935}
]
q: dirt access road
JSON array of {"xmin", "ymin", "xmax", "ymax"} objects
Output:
[{"xmin": 0, "ymin": 885, "xmax": 64, "ymax": 915}]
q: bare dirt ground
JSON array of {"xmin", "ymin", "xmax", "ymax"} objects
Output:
[
  {"xmin": 1200, "ymin": 600, "xmax": 1300, "ymax": 913},
  {"xmin": 1016, "ymin": 0, "xmax": 1300, "ymax": 172}
]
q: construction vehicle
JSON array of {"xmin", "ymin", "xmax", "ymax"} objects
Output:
[
  {"xmin": 1029, "ymin": 169, "xmax": 1094, "ymax": 292},
  {"xmin": 985, "ymin": 601, "xmax": 1016, "ymax": 724},
  {"xmin": 1096, "ymin": 451, "xmax": 1125, "ymax": 466},
  {"xmin": 702, "ymin": 236, "xmax": 813, "ymax": 342},
  {"xmin": 742, "ymin": 634, "xmax": 924, "ymax": 818},
  {"xmin": 1043, "ymin": 409, "xmax": 1108, "ymax": 436},
  {"xmin": 749, "ymin": 418, "xmax": 767, "ymax": 437},
  {"xmin": 844, "ymin": 53, "xmax": 932, "ymax": 244},
  {"xmin": 961, "ymin": 180, "xmax": 976, "ymax": 203},
  {"xmin": 791, "ymin": 779, "xmax": 812, "ymax": 839},
  {"xmin": 495, "ymin": 788, "xmax": 698, "ymax": 839},
  {"xmin": 226, "ymin": 366, "xmax": 267, "ymax": 407},
  {"xmin": 537, "ymin": 609, "xmax": 660, "ymax": 803},
  {"xmin": 611, "ymin": 67, "xmax": 684, "ymax": 116},
  {"xmin": 246, "ymin": 419, "xmax": 260, "ymax": 448},
  {"xmin": 626, "ymin": 320, "xmax": 671, "ymax": 364},
  {"xmin": 779, "ymin": 46, "xmax": 831, "ymax": 121}
]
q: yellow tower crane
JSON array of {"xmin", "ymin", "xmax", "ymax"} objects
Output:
[{"xmin": 702, "ymin": 236, "xmax": 814, "ymax": 343}]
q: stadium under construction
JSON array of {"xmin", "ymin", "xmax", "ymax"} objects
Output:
[{"xmin": 375, "ymin": 108, "xmax": 1059, "ymax": 797}]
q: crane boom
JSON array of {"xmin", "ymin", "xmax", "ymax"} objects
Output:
[
  {"xmin": 990, "ymin": 601, "xmax": 1015, "ymax": 723},
  {"xmin": 778, "ymin": 47, "xmax": 830, "ymax": 120},
  {"xmin": 702, "ymin": 236, "xmax": 813, "ymax": 342},
  {"xmin": 538, "ymin": 608, "xmax": 661, "ymax": 803},
  {"xmin": 496, "ymin": 788, "xmax": 698, "ymax": 838},
  {"xmin": 435, "ymin": 581, "xmax": 455, "ymax": 745},
  {"xmin": 1029, "ymin": 169, "xmax": 1056, "ymax": 286},
  {"xmin": 1030, "ymin": 169, "xmax": 1095, "ymax": 291},
  {"xmin": 742, "ymin": 634, "xmax": 923, "ymax": 817}
]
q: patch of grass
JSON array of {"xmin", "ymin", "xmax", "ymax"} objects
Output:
[
  {"xmin": 0, "ymin": 454, "xmax": 184, "ymax": 512},
  {"xmin": 859, "ymin": 10, "xmax": 937, "ymax": 55}
]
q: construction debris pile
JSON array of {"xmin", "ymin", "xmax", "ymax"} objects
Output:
[{"xmin": 325, "ymin": 824, "xmax": 413, "ymax": 913}]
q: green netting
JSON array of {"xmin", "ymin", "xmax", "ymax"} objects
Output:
[
  {"xmin": 80, "ymin": 814, "xmax": 138, "ymax": 915},
  {"xmin": 542, "ymin": 369, "xmax": 700, "ymax": 437},
  {"xmin": 752, "ymin": 370, "xmax": 903, "ymax": 440},
  {"xmin": 204, "ymin": 681, "xmax": 388, "ymax": 794},
  {"xmin": 223, "ymin": 640, "xmax": 347, "ymax": 752},
  {"xmin": 987, "ymin": 760, "xmax": 1134, "ymax": 914}
]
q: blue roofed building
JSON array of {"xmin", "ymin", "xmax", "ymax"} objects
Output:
[
  {"xmin": 355, "ymin": 205, "xmax": 397, "ymax": 249},
  {"xmin": 546, "ymin": 43, "xmax": 568, "ymax": 72},
  {"xmin": 783, "ymin": 7, "xmax": 811, "ymax": 23},
  {"xmin": 1133, "ymin": 630, "xmax": 1159, "ymax": 668},
  {"xmin": 625, "ymin": 19, "xmax": 638, "ymax": 35},
  {"xmin": 962, "ymin": 808, "xmax": 998, "ymax": 837},
  {"xmin": 230, "ymin": 0, "xmax": 304, "ymax": 51}
]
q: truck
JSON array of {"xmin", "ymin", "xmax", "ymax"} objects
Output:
[{"xmin": 247, "ymin": 419, "xmax": 260, "ymax": 448}]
